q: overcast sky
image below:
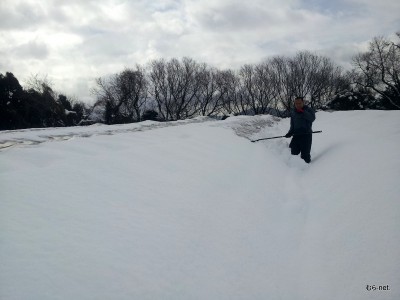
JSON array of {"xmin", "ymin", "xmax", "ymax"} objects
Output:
[{"xmin": 1, "ymin": 0, "xmax": 399, "ymax": 103}]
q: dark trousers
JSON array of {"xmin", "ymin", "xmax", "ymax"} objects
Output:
[{"xmin": 289, "ymin": 135, "xmax": 312, "ymax": 163}]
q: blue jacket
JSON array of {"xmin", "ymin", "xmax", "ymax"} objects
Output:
[{"xmin": 288, "ymin": 106, "xmax": 315, "ymax": 135}]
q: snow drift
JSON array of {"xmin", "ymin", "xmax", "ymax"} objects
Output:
[{"xmin": 1, "ymin": 111, "xmax": 399, "ymax": 300}]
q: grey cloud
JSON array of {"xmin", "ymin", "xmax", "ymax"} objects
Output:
[
  {"xmin": 0, "ymin": 1, "xmax": 100, "ymax": 34},
  {"xmin": 0, "ymin": 2, "xmax": 46, "ymax": 30},
  {"xmin": 194, "ymin": 3, "xmax": 278, "ymax": 32},
  {"xmin": 14, "ymin": 40, "xmax": 49, "ymax": 59},
  {"xmin": 144, "ymin": 0, "xmax": 183, "ymax": 13},
  {"xmin": 79, "ymin": 34, "xmax": 131, "ymax": 58},
  {"xmin": 318, "ymin": 47, "xmax": 356, "ymax": 69},
  {"xmin": 300, "ymin": 0, "xmax": 362, "ymax": 15}
]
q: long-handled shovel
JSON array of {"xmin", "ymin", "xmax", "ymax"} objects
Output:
[{"xmin": 251, "ymin": 130, "xmax": 322, "ymax": 142}]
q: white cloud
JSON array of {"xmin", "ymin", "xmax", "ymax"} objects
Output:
[{"xmin": 1, "ymin": 0, "xmax": 399, "ymax": 103}]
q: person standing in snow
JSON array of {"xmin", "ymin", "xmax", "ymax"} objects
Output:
[{"xmin": 285, "ymin": 97, "xmax": 316, "ymax": 163}]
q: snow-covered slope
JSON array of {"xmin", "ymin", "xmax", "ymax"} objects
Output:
[{"xmin": 1, "ymin": 111, "xmax": 399, "ymax": 300}]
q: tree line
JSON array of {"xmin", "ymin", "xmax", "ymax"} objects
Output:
[
  {"xmin": 93, "ymin": 52, "xmax": 346, "ymax": 124},
  {"xmin": 0, "ymin": 74, "xmax": 89, "ymax": 130},
  {"xmin": 1, "ymin": 32, "xmax": 399, "ymax": 130}
]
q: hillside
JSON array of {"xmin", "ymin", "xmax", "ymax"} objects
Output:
[{"xmin": 1, "ymin": 111, "xmax": 399, "ymax": 300}]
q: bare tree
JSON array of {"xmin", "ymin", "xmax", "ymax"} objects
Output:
[
  {"xmin": 289, "ymin": 51, "xmax": 344, "ymax": 108},
  {"xmin": 218, "ymin": 69, "xmax": 246, "ymax": 115},
  {"xmin": 196, "ymin": 65, "xmax": 226, "ymax": 116},
  {"xmin": 148, "ymin": 57, "xmax": 202, "ymax": 121},
  {"xmin": 239, "ymin": 62, "xmax": 280, "ymax": 115},
  {"xmin": 268, "ymin": 55, "xmax": 296, "ymax": 112},
  {"xmin": 148, "ymin": 59, "xmax": 170, "ymax": 120},
  {"xmin": 118, "ymin": 67, "xmax": 148, "ymax": 121},
  {"xmin": 93, "ymin": 65, "xmax": 148, "ymax": 124},
  {"xmin": 25, "ymin": 74, "xmax": 56, "ymax": 97},
  {"xmin": 352, "ymin": 35, "xmax": 400, "ymax": 109},
  {"xmin": 267, "ymin": 52, "xmax": 348, "ymax": 112},
  {"xmin": 239, "ymin": 64, "xmax": 257, "ymax": 114}
]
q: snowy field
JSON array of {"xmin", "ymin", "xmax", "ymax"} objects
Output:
[{"xmin": 1, "ymin": 111, "xmax": 399, "ymax": 300}]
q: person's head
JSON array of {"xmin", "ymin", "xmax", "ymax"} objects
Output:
[{"xmin": 294, "ymin": 96, "xmax": 304, "ymax": 110}]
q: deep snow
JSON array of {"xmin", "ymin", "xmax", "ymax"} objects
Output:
[{"xmin": 1, "ymin": 111, "xmax": 399, "ymax": 300}]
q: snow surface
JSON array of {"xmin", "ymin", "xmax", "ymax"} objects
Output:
[{"xmin": 1, "ymin": 111, "xmax": 399, "ymax": 300}]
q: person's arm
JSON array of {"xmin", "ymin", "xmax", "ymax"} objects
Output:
[
  {"xmin": 303, "ymin": 107, "xmax": 315, "ymax": 122},
  {"xmin": 286, "ymin": 115, "xmax": 294, "ymax": 137}
]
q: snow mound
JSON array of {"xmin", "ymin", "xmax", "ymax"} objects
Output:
[{"xmin": 0, "ymin": 116, "xmax": 215, "ymax": 151}]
